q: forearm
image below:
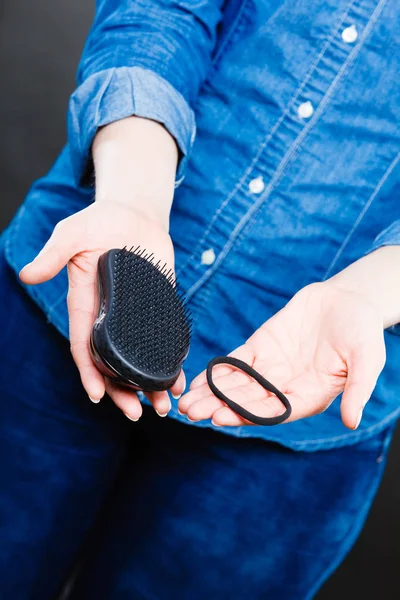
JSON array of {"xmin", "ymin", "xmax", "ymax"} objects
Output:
[
  {"xmin": 93, "ymin": 117, "xmax": 178, "ymax": 231},
  {"xmin": 68, "ymin": 0, "xmax": 223, "ymax": 186},
  {"xmin": 328, "ymin": 245, "xmax": 400, "ymax": 329}
]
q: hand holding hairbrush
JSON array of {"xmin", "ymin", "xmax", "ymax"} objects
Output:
[{"xmin": 90, "ymin": 247, "xmax": 191, "ymax": 392}]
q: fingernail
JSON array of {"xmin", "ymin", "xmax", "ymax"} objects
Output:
[
  {"xmin": 187, "ymin": 415, "xmax": 197, "ymax": 422},
  {"xmin": 89, "ymin": 396, "xmax": 101, "ymax": 404},
  {"xmin": 124, "ymin": 413, "xmax": 139, "ymax": 422},
  {"xmin": 212, "ymin": 420, "xmax": 221, "ymax": 427},
  {"xmin": 19, "ymin": 262, "xmax": 31, "ymax": 274},
  {"xmin": 156, "ymin": 401, "xmax": 171, "ymax": 418},
  {"xmin": 172, "ymin": 374, "xmax": 186, "ymax": 400},
  {"xmin": 156, "ymin": 410, "xmax": 169, "ymax": 417},
  {"xmin": 354, "ymin": 409, "xmax": 363, "ymax": 430},
  {"xmin": 178, "ymin": 409, "xmax": 184, "ymax": 415}
]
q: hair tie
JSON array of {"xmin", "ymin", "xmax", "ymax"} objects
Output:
[{"xmin": 207, "ymin": 356, "xmax": 292, "ymax": 426}]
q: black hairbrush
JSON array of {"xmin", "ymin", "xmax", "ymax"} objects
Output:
[{"xmin": 90, "ymin": 247, "xmax": 191, "ymax": 392}]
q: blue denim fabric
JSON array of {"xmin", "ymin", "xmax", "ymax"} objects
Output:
[
  {"xmin": 0, "ymin": 249, "xmax": 395, "ymax": 599},
  {"xmin": 3, "ymin": 0, "xmax": 400, "ymax": 449}
]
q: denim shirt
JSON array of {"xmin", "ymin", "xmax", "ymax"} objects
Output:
[{"xmin": 4, "ymin": 0, "xmax": 400, "ymax": 451}]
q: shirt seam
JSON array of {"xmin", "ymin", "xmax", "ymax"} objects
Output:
[
  {"xmin": 209, "ymin": 0, "xmax": 251, "ymax": 69},
  {"xmin": 322, "ymin": 149, "xmax": 400, "ymax": 280}
]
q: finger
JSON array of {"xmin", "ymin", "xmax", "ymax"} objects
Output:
[
  {"xmin": 190, "ymin": 345, "xmax": 253, "ymax": 390},
  {"xmin": 106, "ymin": 380, "xmax": 142, "ymax": 421},
  {"xmin": 186, "ymin": 380, "xmax": 287, "ymax": 424},
  {"xmin": 67, "ymin": 265, "xmax": 105, "ymax": 402},
  {"xmin": 144, "ymin": 390, "xmax": 172, "ymax": 417},
  {"xmin": 186, "ymin": 395, "xmax": 226, "ymax": 421},
  {"xmin": 211, "ymin": 406, "xmax": 251, "ymax": 427},
  {"xmin": 211, "ymin": 392, "xmax": 290, "ymax": 427},
  {"xmin": 179, "ymin": 371, "xmax": 251, "ymax": 414},
  {"xmin": 341, "ymin": 343, "xmax": 386, "ymax": 430},
  {"xmin": 170, "ymin": 369, "xmax": 186, "ymax": 400},
  {"xmin": 179, "ymin": 384, "xmax": 217, "ymax": 414},
  {"xmin": 180, "ymin": 362, "xmax": 281, "ymax": 415},
  {"xmin": 180, "ymin": 374, "xmax": 254, "ymax": 416},
  {"xmin": 20, "ymin": 215, "xmax": 84, "ymax": 284},
  {"xmin": 71, "ymin": 338, "xmax": 106, "ymax": 403}
]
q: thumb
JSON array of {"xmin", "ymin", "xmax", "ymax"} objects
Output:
[
  {"xmin": 340, "ymin": 343, "xmax": 386, "ymax": 430},
  {"xmin": 20, "ymin": 216, "xmax": 83, "ymax": 284}
]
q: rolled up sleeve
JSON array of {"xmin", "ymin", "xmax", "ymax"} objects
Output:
[
  {"xmin": 368, "ymin": 221, "xmax": 400, "ymax": 253},
  {"xmin": 367, "ymin": 221, "xmax": 400, "ymax": 335},
  {"xmin": 67, "ymin": 0, "xmax": 223, "ymax": 185}
]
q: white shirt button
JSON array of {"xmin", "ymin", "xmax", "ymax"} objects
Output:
[
  {"xmin": 248, "ymin": 176, "xmax": 265, "ymax": 194},
  {"xmin": 201, "ymin": 248, "xmax": 216, "ymax": 266},
  {"xmin": 342, "ymin": 24, "xmax": 358, "ymax": 44},
  {"xmin": 297, "ymin": 101, "xmax": 314, "ymax": 119}
]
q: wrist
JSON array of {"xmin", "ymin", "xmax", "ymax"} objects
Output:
[
  {"xmin": 327, "ymin": 246, "xmax": 400, "ymax": 329},
  {"xmin": 95, "ymin": 197, "xmax": 170, "ymax": 234}
]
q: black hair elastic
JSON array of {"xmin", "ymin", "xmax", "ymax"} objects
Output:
[{"xmin": 206, "ymin": 356, "xmax": 292, "ymax": 426}]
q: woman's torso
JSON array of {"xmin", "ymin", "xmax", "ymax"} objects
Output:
[{"xmin": 4, "ymin": 0, "xmax": 400, "ymax": 449}]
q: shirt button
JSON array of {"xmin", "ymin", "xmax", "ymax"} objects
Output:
[
  {"xmin": 342, "ymin": 24, "xmax": 358, "ymax": 44},
  {"xmin": 297, "ymin": 101, "xmax": 314, "ymax": 119},
  {"xmin": 248, "ymin": 176, "xmax": 265, "ymax": 194},
  {"xmin": 201, "ymin": 248, "xmax": 216, "ymax": 266}
]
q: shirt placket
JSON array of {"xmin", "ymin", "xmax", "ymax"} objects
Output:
[{"xmin": 181, "ymin": 0, "xmax": 384, "ymax": 317}]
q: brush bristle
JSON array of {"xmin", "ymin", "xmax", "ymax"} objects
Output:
[{"xmin": 108, "ymin": 247, "xmax": 191, "ymax": 376}]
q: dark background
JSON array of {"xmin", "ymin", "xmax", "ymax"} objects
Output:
[{"xmin": 1, "ymin": 1, "xmax": 399, "ymax": 598}]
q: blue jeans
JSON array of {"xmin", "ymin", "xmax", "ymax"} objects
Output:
[{"xmin": 0, "ymin": 248, "xmax": 394, "ymax": 600}]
